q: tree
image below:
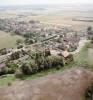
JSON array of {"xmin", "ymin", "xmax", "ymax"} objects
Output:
[
  {"xmin": 21, "ymin": 62, "xmax": 32, "ymax": 75},
  {"xmin": 24, "ymin": 33, "xmax": 35, "ymax": 38},
  {"xmin": 24, "ymin": 38, "xmax": 35, "ymax": 45},
  {"xmin": 0, "ymin": 62, "xmax": 19, "ymax": 75},
  {"xmin": 45, "ymin": 48, "xmax": 51, "ymax": 57},
  {"xmin": 5, "ymin": 62, "xmax": 19, "ymax": 74},
  {"xmin": 87, "ymin": 26, "xmax": 93, "ymax": 35},
  {"xmin": 46, "ymin": 56, "xmax": 64, "ymax": 68},
  {"xmin": 87, "ymin": 26, "xmax": 93, "ymax": 40},
  {"xmin": 29, "ymin": 60, "xmax": 38, "ymax": 74},
  {"xmin": 36, "ymin": 55, "xmax": 45, "ymax": 71},
  {"xmin": 0, "ymin": 48, "xmax": 7, "ymax": 55},
  {"xmin": 10, "ymin": 52, "xmax": 20, "ymax": 60}
]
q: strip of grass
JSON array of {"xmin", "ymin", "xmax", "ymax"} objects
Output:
[
  {"xmin": 0, "ymin": 75, "xmax": 16, "ymax": 86},
  {"xmin": 74, "ymin": 42, "xmax": 90, "ymax": 67},
  {"xmin": 74, "ymin": 42, "xmax": 93, "ymax": 70}
]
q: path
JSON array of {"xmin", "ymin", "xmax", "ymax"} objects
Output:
[{"xmin": 70, "ymin": 38, "xmax": 90, "ymax": 54}]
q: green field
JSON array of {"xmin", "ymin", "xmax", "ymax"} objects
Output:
[
  {"xmin": 0, "ymin": 75, "xmax": 16, "ymax": 86},
  {"xmin": 0, "ymin": 31, "xmax": 24, "ymax": 49},
  {"xmin": 74, "ymin": 42, "xmax": 93, "ymax": 67}
]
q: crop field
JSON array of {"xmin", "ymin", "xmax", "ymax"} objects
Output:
[
  {"xmin": 26, "ymin": 11, "xmax": 93, "ymax": 30},
  {"xmin": 0, "ymin": 31, "xmax": 24, "ymax": 49}
]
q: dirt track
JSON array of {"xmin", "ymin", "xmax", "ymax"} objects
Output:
[{"xmin": 0, "ymin": 67, "xmax": 93, "ymax": 100}]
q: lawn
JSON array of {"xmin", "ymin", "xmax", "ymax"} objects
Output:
[
  {"xmin": 74, "ymin": 42, "xmax": 93, "ymax": 68},
  {"xmin": 0, "ymin": 31, "xmax": 24, "ymax": 49},
  {"xmin": 74, "ymin": 43, "xmax": 89, "ymax": 66},
  {"xmin": 0, "ymin": 75, "xmax": 16, "ymax": 86}
]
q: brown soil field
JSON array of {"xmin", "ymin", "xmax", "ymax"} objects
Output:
[{"xmin": 0, "ymin": 67, "xmax": 93, "ymax": 100}]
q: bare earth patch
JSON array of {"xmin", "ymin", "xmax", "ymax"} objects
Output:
[{"xmin": 0, "ymin": 67, "xmax": 93, "ymax": 100}]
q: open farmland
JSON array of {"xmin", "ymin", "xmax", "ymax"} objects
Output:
[
  {"xmin": 21, "ymin": 11, "xmax": 93, "ymax": 30},
  {"xmin": 0, "ymin": 31, "xmax": 24, "ymax": 49}
]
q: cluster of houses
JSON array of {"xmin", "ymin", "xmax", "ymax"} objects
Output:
[
  {"xmin": 0, "ymin": 18, "xmax": 73, "ymax": 40},
  {"xmin": 0, "ymin": 18, "xmax": 87, "ymax": 72},
  {"xmin": 35, "ymin": 31, "xmax": 80, "ymax": 53},
  {"xmin": 0, "ymin": 31, "xmax": 79, "ymax": 70}
]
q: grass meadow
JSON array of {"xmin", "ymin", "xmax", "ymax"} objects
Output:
[{"xmin": 0, "ymin": 31, "xmax": 24, "ymax": 49}]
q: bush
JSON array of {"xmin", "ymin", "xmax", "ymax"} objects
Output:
[
  {"xmin": 85, "ymin": 83, "xmax": 93, "ymax": 100},
  {"xmin": 24, "ymin": 33, "xmax": 35, "ymax": 39},
  {"xmin": 64, "ymin": 54, "xmax": 74, "ymax": 65},
  {"xmin": 36, "ymin": 56, "xmax": 45, "ymax": 71},
  {"xmin": 46, "ymin": 55, "xmax": 64, "ymax": 68},
  {"xmin": 21, "ymin": 63, "xmax": 32, "ymax": 75},
  {"xmin": 0, "ymin": 67, "xmax": 8, "ymax": 75},
  {"xmin": 21, "ymin": 60, "xmax": 38, "ymax": 75},
  {"xmin": 6, "ymin": 62, "xmax": 19, "ymax": 74},
  {"xmin": 29, "ymin": 60, "xmax": 38, "ymax": 74},
  {"xmin": 46, "ymin": 56, "xmax": 54, "ymax": 68},
  {"xmin": 16, "ymin": 39, "xmax": 23, "ymax": 45},
  {"xmin": 0, "ymin": 62, "xmax": 19, "ymax": 75},
  {"xmin": 15, "ymin": 69, "xmax": 23, "ymax": 78},
  {"xmin": 10, "ymin": 52, "xmax": 20, "ymax": 60},
  {"xmin": 54, "ymin": 56, "xmax": 64, "ymax": 67},
  {"xmin": 45, "ymin": 49, "xmax": 51, "ymax": 57},
  {"xmin": 7, "ymin": 82, "xmax": 12, "ymax": 86},
  {"xmin": 56, "ymin": 65, "xmax": 61, "ymax": 70},
  {"xmin": 0, "ymin": 48, "xmax": 7, "ymax": 55},
  {"xmin": 24, "ymin": 38, "xmax": 35, "ymax": 45},
  {"xmin": 17, "ymin": 44, "xmax": 23, "ymax": 49}
]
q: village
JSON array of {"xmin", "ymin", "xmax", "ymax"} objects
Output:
[{"xmin": 0, "ymin": 17, "xmax": 92, "ymax": 77}]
